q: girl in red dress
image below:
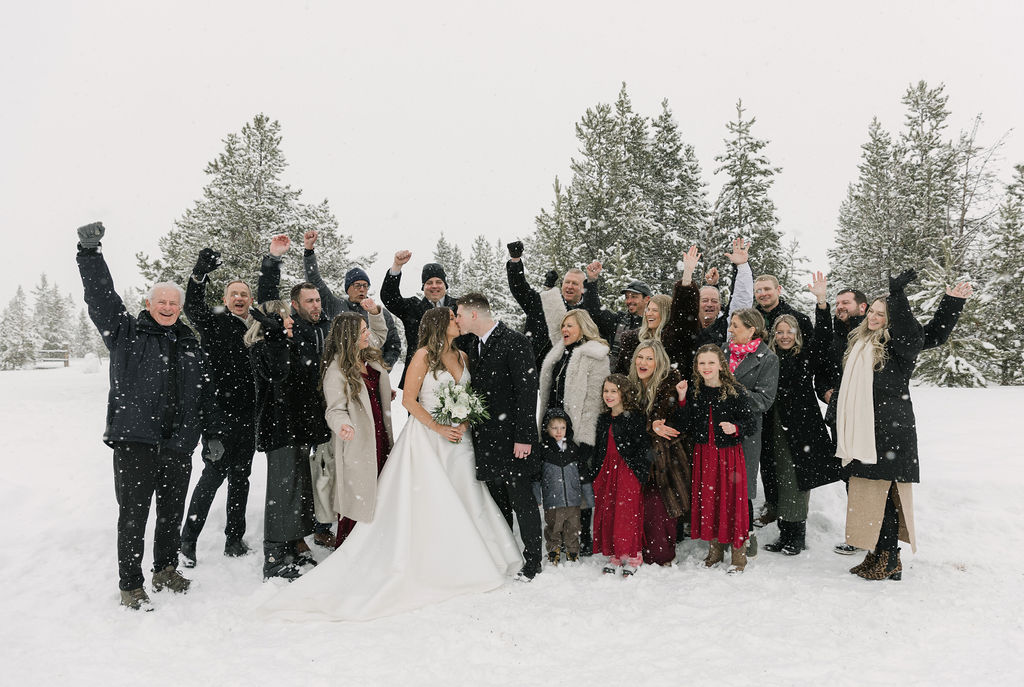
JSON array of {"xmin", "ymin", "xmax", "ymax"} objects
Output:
[
  {"xmin": 591, "ymin": 374, "xmax": 652, "ymax": 577},
  {"xmin": 672, "ymin": 345, "xmax": 755, "ymax": 573}
]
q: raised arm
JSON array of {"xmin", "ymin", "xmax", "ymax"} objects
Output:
[
  {"xmin": 662, "ymin": 245, "xmax": 701, "ymax": 365},
  {"xmin": 505, "ymin": 246, "xmax": 542, "ymax": 315},
  {"xmin": 886, "ymin": 269, "xmax": 925, "ymax": 360},
  {"xmin": 76, "ymin": 222, "xmax": 129, "ymax": 350},
  {"xmin": 725, "ymin": 238, "xmax": 754, "ymax": 317},
  {"xmin": 805, "ymin": 270, "xmax": 834, "ymax": 365},
  {"xmin": 580, "ymin": 260, "xmax": 618, "ymax": 341},
  {"xmin": 302, "ymin": 230, "xmax": 345, "ymax": 319},
  {"xmin": 256, "ymin": 234, "xmax": 290, "ymax": 304},
  {"xmin": 360, "ymin": 297, "xmax": 390, "ymax": 349},
  {"xmin": 922, "ymin": 283, "xmax": 970, "ymax": 350},
  {"xmin": 184, "ymin": 248, "xmax": 223, "ymax": 333},
  {"xmin": 380, "ymin": 250, "xmax": 419, "ymax": 320}
]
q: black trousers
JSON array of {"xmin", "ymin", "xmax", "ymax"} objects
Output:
[
  {"xmin": 181, "ymin": 435, "xmax": 255, "ymax": 545},
  {"xmin": 112, "ymin": 442, "xmax": 191, "ymax": 590},
  {"xmin": 875, "ymin": 484, "xmax": 900, "ymax": 554},
  {"xmin": 486, "ymin": 475, "xmax": 543, "ymax": 569}
]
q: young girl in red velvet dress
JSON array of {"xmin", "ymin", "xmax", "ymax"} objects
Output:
[
  {"xmin": 672, "ymin": 344, "xmax": 755, "ymax": 573},
  {"xmin": 591, "ymin": 374, "xmax": 652, "ymax": 577}
]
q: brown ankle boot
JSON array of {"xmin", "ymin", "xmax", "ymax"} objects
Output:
[
  {"xmin": 704, "ymin": 541, "xmax": 725, "ymax": 567},
  {"xmin": 849, "ymin": 551, "xmax": 878, "ymax": 575},
  {"xmin": 855, "ymin": 549, "xmax": 902, "ymax": 581},
  {"xmin": 728, "ymin": 544, "xmax": 747, "ymax": 574}
]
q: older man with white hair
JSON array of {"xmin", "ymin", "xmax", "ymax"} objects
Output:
[{"xmin": 77, "ymin": 222, "xmax": 218, "ymax": 611}]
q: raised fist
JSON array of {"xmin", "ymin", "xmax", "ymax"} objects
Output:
[
  {"xmin": 393, "ymin": 250, "xmax": 412, "ymax": 267},
  {"xmin": 269, "ymin": 234, "xmax": 291, "ymax": 257},
  {"xmin": 360, "ymin": 297, "xmax": 381, "ymax": 314},
  {"xmin": 303, "ymin": 230, "xmax": 318, "ymax": 250},
  {"xmin": 77, "ymin": 222, "xmax": 105, "ymax": 249},
  {"xmin": 507, "ymin": 241, "xmax": 524, "ymax": 259},
  {"xmin": 704, "ymin": 267, "xmax": 720, "ymax": 286},
  {"xmin": 543, "ymin": 270, "xmax": 559, "ymax": 289},
  {"xmin": 193, "ymin": 248, "xmax": 222, "ymax": 277},
  {"xmin": 889, "ymin": 268, "xmax": 918, "ymax": 293},
  {"xmin": 585, "ymin": 260, "xmax": 603, "ymax": 281}
]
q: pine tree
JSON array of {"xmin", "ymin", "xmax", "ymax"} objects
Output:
[
  {"xmin": 980, "ymin": 164, "xmax": 1024, "ymax": 385},
  {"xmin": 0, "ymin": 287, "xmax": 37, "ymax": 369},
  {"xmin": 137, "ymin": 114, "xmax": 369, "ymax": 300},
  {"xmin": 432, "ymin": 232, "xmax": 465, "ymax": 296},
  {"xmin": 72, "ymin": 308, "xmax": 105, "ymax": 358},
  {"xmin": 829, "ymin": 119, "xmax": 907, "ymax": 296},
  {"xmin": 713, "ymin": 100, "xmax": 794, "ymax": 289}
]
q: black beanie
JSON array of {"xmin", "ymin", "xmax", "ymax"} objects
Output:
[{"xmin": 421, "ymin": 263, "xmax": 448, "ymax": 288}]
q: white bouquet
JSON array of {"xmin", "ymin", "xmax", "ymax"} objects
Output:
[{"xmin": 431, "ymin": 381, "xmax": 490, "ymax": 427}]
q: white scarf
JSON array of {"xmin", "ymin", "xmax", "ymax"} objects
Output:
[{"xmin": 835, "ymin": 339, "xmax": 877, "ymax": 466}]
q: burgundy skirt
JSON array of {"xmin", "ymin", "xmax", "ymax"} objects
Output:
[
  {"xmin": 593, "ymin": 427, "xmax": 643, "ymax": 558},
  {"xmin": 690, "ymin": 411, "xmax": 749, "ymax": 549}
]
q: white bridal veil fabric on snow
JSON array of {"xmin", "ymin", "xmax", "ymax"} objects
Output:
[{"xmin": 262, "ymin": 366, "xmax": 523, "ymax": 622}]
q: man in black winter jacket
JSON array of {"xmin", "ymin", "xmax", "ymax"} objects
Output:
[
  {"xmin": 301, "ymin": 229, "xmax": 402, "ymax": 368},
  {"xmin": 77, "ymin": 222, "xmax": 217, "ymax": 611},
  {"xmin": 179, "ymin": 248, "xmax": 257, "ymax": 565},
  {"xmin": 381, "ymin": 248, "xmax": 463, "ymax": 388}
]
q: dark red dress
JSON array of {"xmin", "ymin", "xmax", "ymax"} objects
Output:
[
  {"xmin": 335, "ymin": 365, "xmax": 391, "ymax": 547},
  {"xmin": 593, "ymin": 426, "xmax": 644, "ymax": 558},
  {"xmin": 690, "ymin": 409, "xmax": 749, "ymax": 549}
]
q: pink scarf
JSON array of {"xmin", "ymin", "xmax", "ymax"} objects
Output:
[{"xmin": 728, "ymin": 338, "xmax": 761, "ymax": 373}]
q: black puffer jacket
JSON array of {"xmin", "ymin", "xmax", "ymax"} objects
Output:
[
  {"xmin": 184, "ymin": 276, "xmax": 256, "ymax": 436},
  {"xmin": 79, "ymin": 247, "xmax": 214, "ymax": 455}
]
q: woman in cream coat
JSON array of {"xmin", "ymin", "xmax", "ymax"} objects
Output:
[{"xmin": 321, "ymin": 311, "xmax": 394, "ymax": 545}]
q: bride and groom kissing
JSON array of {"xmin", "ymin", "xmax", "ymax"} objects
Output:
[{"xmin": 263, "ymin": 293, "xmax": 542, "ymax": 621}]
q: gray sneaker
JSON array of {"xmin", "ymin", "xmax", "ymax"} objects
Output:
[
  {"xmin": 120, "ymin": 587, "xmax": 153, "ymax": 611},
  {"xmin": 152, "ymin": 565, "xmax": 191, "ymax": 594}
]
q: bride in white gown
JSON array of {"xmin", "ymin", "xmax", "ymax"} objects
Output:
[{"xmin": 262, "ymin": 307, "xmax": 523, "ymax": 621}]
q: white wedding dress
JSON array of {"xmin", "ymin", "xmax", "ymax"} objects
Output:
[{"xmin": 262, "ymin": 366, "xmax": 523, "ymax": 622}]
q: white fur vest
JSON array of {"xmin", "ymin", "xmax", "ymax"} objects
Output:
[{"xmin": 538, "ymin": 338, "xmax": 610, "ymax": 447}]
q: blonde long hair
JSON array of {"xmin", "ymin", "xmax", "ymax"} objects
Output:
[
  {"xmin": 844, "ymin": 296, "xmax": 890, "ymax": 370},
  {"xmin": 243, "ymin": 300, "xmax": 290, "ymax": 348},
  {"xmin": 563, "ymin": 309, "xmax": 608, "ymax": 347},
  {"xmin": 319, "ymin": 313, "xmax": 385, "ymax": 403},
  {"xmin": 638, "ymin": 294, "xmax": 672, "ymax": 342},
  {"xmin": 628, "ymin": 339, "xmax": 672, "ymax": 414},
  {"xmin": 769, "ymin": 314, "xmax": 804, "ymax": 356}
]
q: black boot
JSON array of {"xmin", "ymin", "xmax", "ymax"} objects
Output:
[
  {"xmin": 263, "ymin": 543, "xmax": 302, "ymax": 581},
  {"xmin": 579, "ymin": 508, "xmax": 593, "ymax": 557},
  {"xmin": 763, "ymin": 520, "xmax": 790, "ymax": 553},
  {"xmin": 782, "ymin": 520, "xmax": 805, "ymax": 555}
]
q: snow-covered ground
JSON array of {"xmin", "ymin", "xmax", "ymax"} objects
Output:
[{"xmin": 2, "ymin": 361, "xmax": 1022, "ymax": 685}]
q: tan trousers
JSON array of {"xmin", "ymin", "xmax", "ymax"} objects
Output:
[
  {"xmin": 846, "ymin": 477, "xmax": 916, "ymax": 553},
  {"xmin": 545, "ymin": 506, "xmax": 582, "ymax": 554}
]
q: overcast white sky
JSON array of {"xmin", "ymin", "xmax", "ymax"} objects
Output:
[{"xmin": 2, "ymin": 0, "xmax": 1022, "ymax": 307}]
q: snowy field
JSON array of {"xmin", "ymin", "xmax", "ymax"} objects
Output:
[{"xmin": 2, "ymin": 360, "xmax": 1022, "ymax": 686}]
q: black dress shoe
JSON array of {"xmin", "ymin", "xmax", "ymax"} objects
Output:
[
  {"xmin": 223, "ymin": 539, "xmax": 251, "ymax": 557},
  {"xmin": 180, "ymin": 540, "xmax": 197, "ymax": 568},
  {"xmin": 516, "ymin": 562, "xmax": 541, "ymax": 581}
]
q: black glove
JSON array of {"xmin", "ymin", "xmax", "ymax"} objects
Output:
[
  {"xmin": 77, "ymin": 222, "xmax": 105, "ymax": 249},
  {"xmin": 889, "ymin": 268, "xmax": 917, "ymax": 293},
  {"xmin": 206, "ymin": 438, "xmax": 225, "ymax": 463},
  {"xmin": 193, "ymin": 248, "xmax": 223, "ymax": 278},
  {"xmin": 543, "ymin": 270, "xmax": 559, "ymax": 289},
  {"xmin": 507, "ymin": 241, "xmax": 524, "ymax": 259},
  {"xmin": 250, "ymin": 308, "xmax": 287, "ymax": 342}
]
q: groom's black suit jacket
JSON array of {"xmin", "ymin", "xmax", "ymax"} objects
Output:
[{"xmin": 465, "ymin": 321, "xmax": 539, "ymax": 482}]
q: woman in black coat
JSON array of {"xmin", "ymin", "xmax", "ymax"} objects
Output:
[
  {"xmin": 837, "ymin": 269, "xmax": 924, "ymax": 581},
  {"xmin": 760, "ymin": 273, "xmax": 838, "ymax": 555},
  {"xmin": 248, "ymin": 302, "xmax": 331, "ymax": 580}
]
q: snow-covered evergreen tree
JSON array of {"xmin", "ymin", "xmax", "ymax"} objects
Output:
[
  {"xmin": 0, "ymin": 287, "xmax": 37, "ymax": 369},
  {"xmin": 713, "ymin": 100, "xmax": 795, "ymax": 290},
  {"xmin": 72, "ymin": 308, "xmax": 105, "ymax": 358},
  {"xmin": 980, "ymin": 163, "xmax": 1024, "ymax": 385},
  {"xmin": 532, "ymin": 85, "xmax": 710, "ymax": 307},
  {"xmin": 432, "ymin": 232, "xmax": 465, "ymax": 296},
  {"xmin": 137, "ymin": 114, "xmax": 369, "ymax": 300},
  {"xmin": 30, "ymin": 275, "xmax": 73, "ymax": 357}
]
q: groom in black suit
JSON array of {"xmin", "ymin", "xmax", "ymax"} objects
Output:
[{"xmin": 456, "ymin": 293, "xmax": 543, "ymax": 579}]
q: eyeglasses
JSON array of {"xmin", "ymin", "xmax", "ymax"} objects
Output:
[{"xmin": 350, "ymin": 283, "xmax": 370, "ymax": 290}]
